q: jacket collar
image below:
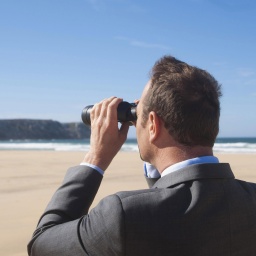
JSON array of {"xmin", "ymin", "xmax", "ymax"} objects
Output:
[{"xmin": 153, "ymin": 163, "xmax": 234, "ymax": 189}]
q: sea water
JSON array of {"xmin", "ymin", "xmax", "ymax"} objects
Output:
[
  {"xmin": 214, "ymin": 137, "xmax": 256, "ymax": 153},
  {"xmin": 0, "ymin": 138, "xmax": 139, "ymax": 152},
  {"xmin": 0, "ymin": 138, "xmax": 256, "ymax": 153}
]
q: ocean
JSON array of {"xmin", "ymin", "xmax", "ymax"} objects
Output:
[{"xmin": 0, "ymin": 137, "xmax": 256, "ymax": 153}]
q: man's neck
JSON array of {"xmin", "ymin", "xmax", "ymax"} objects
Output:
[{"xmin": 153, "ymin": 145, "xmax": 214, "ymax": 174}]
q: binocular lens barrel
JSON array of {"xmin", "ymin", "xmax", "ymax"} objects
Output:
[{"xmin": 81, "ymin": 101, "xmax": 137, "ymax": 126}]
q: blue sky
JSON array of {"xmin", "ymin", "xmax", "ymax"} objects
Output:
[{"xmin": 0, "ymin": 0, "xmax": 255, "ymax": 138}]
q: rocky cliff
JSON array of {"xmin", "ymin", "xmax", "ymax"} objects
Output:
[{"xmin": 0, "ymin": 119, "xmax": 91, "ymax": 140}]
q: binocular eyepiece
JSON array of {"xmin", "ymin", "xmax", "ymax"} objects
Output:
[{"xmin": 81, "ymin": 101, "xmax": 137, "ymax": 126}]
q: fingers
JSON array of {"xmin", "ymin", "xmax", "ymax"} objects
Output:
[
  {"xmin": 106, "ymin": 97, "xmax": 123, "ymax": 123},
  {"xmin": 90, "ymin": 97, "xmax": 123, "ymax": 126},
  {"xmin": 97, "ymin": 97, "xmax": 115, "ymax": 125},
  {"xmin": 134, "ymin": 99, "xmax": 140, "ymax": 105},
  {"xmin": 90, "ymin": 97, "xmax": 132, "ymax": 140},
  {"xmin": 85, "ymin": 97, "xmax": 129, "ymax": 171}
]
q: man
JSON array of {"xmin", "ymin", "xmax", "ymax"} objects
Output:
[{"xmin": 28, "ymin": 56, "xmax": 256, "ymax": 256}]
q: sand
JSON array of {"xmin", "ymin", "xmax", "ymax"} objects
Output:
[{"xmin": 0, "ymin": 151, "xmax": 255, "ymax": 256}]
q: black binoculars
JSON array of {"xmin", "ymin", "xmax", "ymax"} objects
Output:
[{"xmin": 81, "ymin": 101, "xmax": 137, "ymax": 126}]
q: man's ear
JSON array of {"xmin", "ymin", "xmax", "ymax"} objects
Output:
[{"xmin": 148, "ymin": 111, "xmax": 161, "ymax": 142}]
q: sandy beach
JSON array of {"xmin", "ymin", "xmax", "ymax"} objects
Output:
[{"xmin": 0, "ymin": 151, "xmax": 255, "ymax": 256}]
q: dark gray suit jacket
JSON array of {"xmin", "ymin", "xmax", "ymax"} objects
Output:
[{"xmin": 28, "ymin": 163, "xmax": 256, "ymax": 256}]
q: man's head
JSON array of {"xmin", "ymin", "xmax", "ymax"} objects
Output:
[{"xmin": 140, "ymin": 55, "xmax": 222, "ymax": 148}]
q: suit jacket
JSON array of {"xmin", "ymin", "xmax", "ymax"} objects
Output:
[{"xmin": 28, "ymin": 163, "xmax": 256, "ymax": 256}]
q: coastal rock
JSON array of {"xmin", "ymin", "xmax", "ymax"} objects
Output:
[{"xmin": 0, "ymin": 119, "xmax": 91, "ymax": 140}]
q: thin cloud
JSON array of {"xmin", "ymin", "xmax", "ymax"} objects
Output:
[
  {"xmin": 115, "ymin": 36, "xmax": 171, "ymax": 50},
  {"xmin": 128, "ymin": 4, "xmax": 148, "ymax": 13},
  {"xmin": 85, "ymin": 0, "xmax": 147, "ymax": 13},
  {"xmin": 85, "ymin": 0, "xmax": 103, "ymax": 10},
  {"xmin": 188, "ymin": 0, "xmax": 205, "ymax": 2},
  {"xmin": 208, "ymin": 0, "xmax": 256, "ymax": 12},
  {"xmin": 237, "ymin": 68, "xmax": 255, "ymax": 78},
  {"xmin": 244, "ymin": 79, "xmax": 256, "ymax": 86}
]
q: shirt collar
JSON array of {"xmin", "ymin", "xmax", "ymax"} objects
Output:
[{"xmin": 161, "ymin": 156, "xmax": 219, "ymax": 177}]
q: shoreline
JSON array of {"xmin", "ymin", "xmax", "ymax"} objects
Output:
[
  {"xmin": 1, "ymin": 137, "xmax": 256, "ymax": 153},
  {"xmin": 0, "ymin": 151, "xmax": 255, "ymax": 256}
]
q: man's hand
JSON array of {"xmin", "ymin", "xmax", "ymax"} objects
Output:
[{"xmin": 82, "ymin": 97, "xmax": 130, "ymax": 171}]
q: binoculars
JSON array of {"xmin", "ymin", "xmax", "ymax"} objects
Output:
[{"xmin": 81, "ymin": 101, "xmax": 137, "ymax": 126}]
